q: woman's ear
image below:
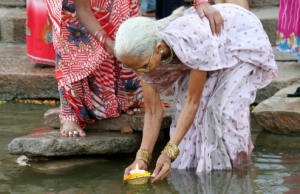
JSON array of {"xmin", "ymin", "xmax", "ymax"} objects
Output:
[{"xmin": 155, "ymin": 42, "xmax": 164, "ymax": 54}]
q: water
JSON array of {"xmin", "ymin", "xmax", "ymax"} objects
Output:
[{"xmin": 1, "ymin": 103, "xmax": 300, "ymax": 194}]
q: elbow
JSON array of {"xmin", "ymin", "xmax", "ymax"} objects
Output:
[
  {"xmin": 186, "ymin": 97, "xmax": 201, "ymax": 110},
  {"xmin": 145, "ymin": 103, "xmax": 164, "ymax": 118}
]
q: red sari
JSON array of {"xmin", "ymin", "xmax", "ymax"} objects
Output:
[{"xmin": 46, "ymin": 0, "xmax": 143, "ymax": 128}]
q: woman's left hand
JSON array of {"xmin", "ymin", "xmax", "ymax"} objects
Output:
[{"xmin": 151, "ymin": 153, "xmax": 172, "ymax": 183}]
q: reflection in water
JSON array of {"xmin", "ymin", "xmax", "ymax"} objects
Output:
[
  {"xmin": 1, "ymin": 103, "xmax": 300, "ymax": 193},
  {"xmin": 252, "ymin": 132, "xmax": 300, "ymax": 194},
  {"xmin": 167, "ymin": 167, "xmax": 253, "ymax": 194}
]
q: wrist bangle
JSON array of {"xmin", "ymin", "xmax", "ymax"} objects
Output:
[
  {"xmin": 135, "ymin": 149, "xmax": 152, "ymax": 166},
  {"xmin": 94, "ymin": 28, "xmax": 103, "ymax": 39},
  {"xmin": 99, "ymin": 33, "xmax": 108, "ymax": 49},
  {"xmin": 161, "ymin": 141, "xmax": 180, "ymax": 162},
  {"xmin": 193, "ymin": 0, "xmax": 209, "ymax": 9}
]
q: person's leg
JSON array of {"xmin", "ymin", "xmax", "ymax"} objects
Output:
[
  {"xmin": 58, "ymin": 86, "xmax": 88, "ymax": 137},
  {"xmin": 215, "ymin": 0, "xmax": 249, "ymax": 10}
]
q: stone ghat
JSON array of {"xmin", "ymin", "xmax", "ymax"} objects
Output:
[
  {"xmin": 252, "ymin": 84, "xmax": 300, "ymax": 135},
  {"xmin": 8, "ymin": 100, "xmax": 173, "ymax": 157},
  {"xmin": 8, "ymin": 130, "xmax": 142, "ymax": 157}
]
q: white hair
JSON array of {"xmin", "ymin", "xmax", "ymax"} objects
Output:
[{"xmin": 115, "ymin": 6, "xmax": 185, "ymax": 60}]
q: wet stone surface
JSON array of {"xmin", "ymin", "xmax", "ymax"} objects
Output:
[
  {"xmin": 8, "ymin": 130, "xmax": 142, "ymax": 157},
  {"xmin": 253, "ymin": 84, "xmax": 300, "ymax": 134}
]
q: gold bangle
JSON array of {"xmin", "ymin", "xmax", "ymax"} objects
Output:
[
  {"xmin": 161, "ymin": 141, "xmax": 180, "ymax": 162},
  {"xmin": 135, "ymin": 149, "xmax": 152, "ymax": 166}
]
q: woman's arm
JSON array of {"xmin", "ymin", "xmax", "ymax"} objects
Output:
[
  {"xmin": 169, "ymin": 70, "xmax": 207, "ymax": 145},
  {"xmin": 151, "ymin": 69, "xmax": 207, "ymax": 183},
  {"xmin": 139, "ymin": 81, "xmax": 164, "ymax": 152},
  {"xmin": 124, "ymin": 81, "xmax": 164, "ymax": 177},
  {"xmin": 74, "ymin": 0, "xmax": 114, "ymax": 55}
]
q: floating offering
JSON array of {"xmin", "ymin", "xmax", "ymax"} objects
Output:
[{"xmin": 124, "ymin": 164, "xmax": 151, "ymax": 185}]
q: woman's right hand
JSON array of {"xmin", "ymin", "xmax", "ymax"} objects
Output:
[
  {"xmin": 104, "ymin": 37, "xmax": 115, "ymax": 56},
  {"xmin": 124, "ymin": 159, "xmax": 149, "ymax": 179},
  {"xmin": 195, "ymin": 2, "xmax": 224, "ymax": 35}
]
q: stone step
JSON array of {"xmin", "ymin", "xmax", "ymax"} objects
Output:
[
  {"xmin": 0, "ymin": 6, "xmax": 278, "ymax": 45},
  {"xmin": 0, "ymin": 7, "xmax": 26, "ymax": 43},
  {"xmin": 251, "ymin": 6, "xmax": 278, "ymax": 46},
  {"xmin": 0, "ymin": 42, "xmax": 298, "ymax": 101},
  {"xmin": 8, "ymin": 130, "xmax": 142, "ymax": 157},
  {"xmin": 0, "ymin": 43, "xmax": 58, "ymax": 100},
  {"xmin": 187, "ymin": 0, "xmax": 279, "ymax": 7},
  {"xmin": 0, "ymin": 0, "xmax": 25, "ymax": 8},
  {"xmin": 252, "ymin": 84, "xmax": 300, "ymax": 135},
  {"xmin": 2, "ymin": 0, "xmax": 278, "ymax": 9},
  {"xmin": 256, "ymin": 61, "xmax": 300, "ymax": 103}
]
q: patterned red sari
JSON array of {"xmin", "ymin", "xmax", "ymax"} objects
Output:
[{"xmin": 46, "ymin": 0, "xmax": 143, "ymax": 128}]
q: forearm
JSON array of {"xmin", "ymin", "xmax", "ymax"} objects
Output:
[
  {"xmin": 170, "ymin": 100, "xmax": 200, "ymax": 146},
  {"xmin": 140, "ymin": 99, "xmax": 164, "ymax": 152},
  {"xmin": 74, "ymin": 0, "xmax": 106, "ymax": 40},
  {"xmin": 169, "ymin": 70, "xmax": 206, "ymax": 146}
]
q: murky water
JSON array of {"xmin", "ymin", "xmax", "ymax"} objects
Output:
[{"xmin": 1, "ymin": 103, "xmax": 300, "ymax": 194}]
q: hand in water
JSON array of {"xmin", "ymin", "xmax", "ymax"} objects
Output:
[{"xmin": 150, "ymin": 153, "xmax": 172, "ymax": 183}]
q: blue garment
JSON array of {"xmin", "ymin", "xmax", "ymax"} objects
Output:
[{"xmin": 140, "ymin": 0, "xmax": 156, "ymax": 12}]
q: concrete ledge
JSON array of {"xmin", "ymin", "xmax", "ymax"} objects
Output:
[
  {"xmin": 248, "ymin": 0, "xmax": 279, "ymax": 7},
  {"xmin": 0, "ymin": 5, "xmax": 278, "ymax": 45},
  {"xmin": 0, "ymin": 0, "xmax": 26, "ymax": 8},
  {"xmin": 8, "ymin": 130, "xmax": 142, "ymax": 156},
  {"xmin": 0, "ymin": 43, "xmax": 58, "ymax": 100},
  {"xmin": 0, "ymin": 58, "xmax": 58, "ymax": 100},
  {"xmin": 255, "ymin": 61, "xmax": 300, "ymax": 103},
  {"xmin": 251, "ymin": 6, "xmax": 278, "ymax": 46},
  {"xmin": 253, "ymin": 84, "xmax": 300, "ymax": 135},
  {"xmin": 0, "ymin": 8, "xmax": 26, "ymax": 43},
  {"xmin": 207, "ymin": 0, "xmax": 279, "ymax": 7}
]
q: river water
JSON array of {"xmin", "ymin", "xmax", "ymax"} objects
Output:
[{"xmin": 0, "ymin": 102, "xmax": 300, "ymax": 194}]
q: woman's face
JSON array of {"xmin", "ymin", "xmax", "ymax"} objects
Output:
[{"xmin": 120, "ymin": 49, "xmax": 162, "ymax": 75}]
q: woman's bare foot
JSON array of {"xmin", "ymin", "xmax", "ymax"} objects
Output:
[
  {"xmin": 124, "ymin": 108, "xmax": 145, "ymax": 115},
  {"xmin": 60, "ymin": 121, "xmax": 86, "ymax": 137}
]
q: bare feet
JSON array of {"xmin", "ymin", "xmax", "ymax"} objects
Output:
[
  {"xmin": 60, "ymin": 121, "xmax": 86, "ymax": 137},
  {"xmin": 125, "ymin": 109, "xmax": 135, "ymax": 116},
  {"xmin": 124, "ymin": 108, "xmax": 145, "ymax": 115}
]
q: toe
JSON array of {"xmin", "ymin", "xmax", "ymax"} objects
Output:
[
  {"xmin": 61, "ymin": 130, "xmax": 68, "ymax": 137},
  {"xmin": 73, "ymin": 131, "xmax": 79, "ymax": 137},
  {"xmin": 125, "ymin": 109, "xmax": 134, "ymax": 116},
  {"xmin": 79, "ymin": 130, "xmax": 86, "ymax": 137}
]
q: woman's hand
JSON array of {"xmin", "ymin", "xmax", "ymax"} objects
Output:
[
  {"xmin": 104, "ymin": 37, "xmax": 115, "ymax": 56},
  {"xmin": 195, "ymin": 2, "xmax": 224, "ymax": 35},
  {"xmin": 124, "ymin": 159, "xmax": 148, "ymax": 178},
  {"xmin": 150, "ymin": 153, "xmax": 172, "ymax": 183}
]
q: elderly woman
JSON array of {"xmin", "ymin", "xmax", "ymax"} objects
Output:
[{"xmin": 115, "ymin": 4, "xmax": 277, "ymax": 182}]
